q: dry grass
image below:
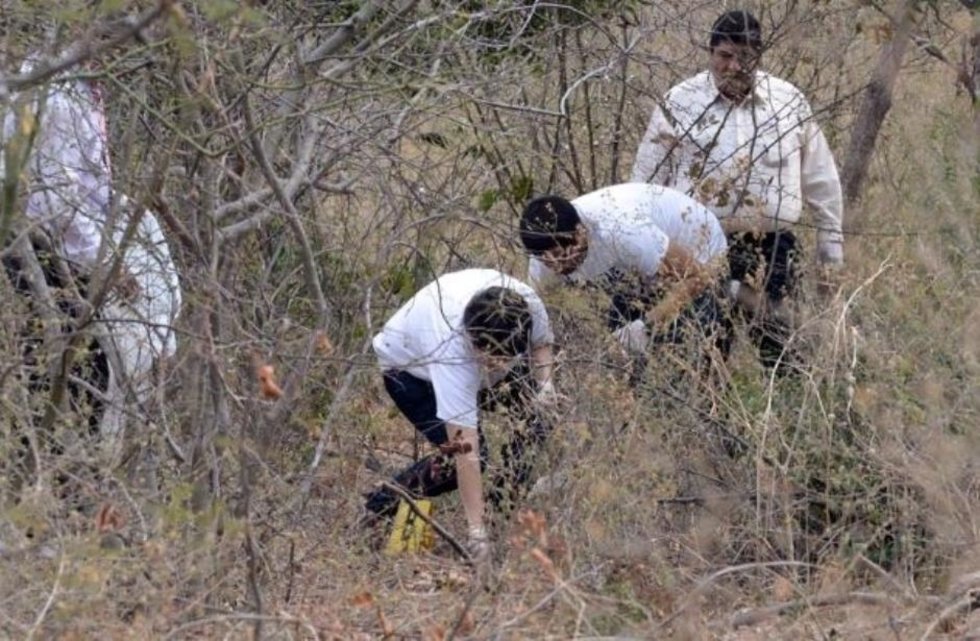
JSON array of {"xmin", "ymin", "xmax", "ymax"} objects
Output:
[{"xmin": 2, "ymin": 3, "xmax": 980, "ymax": 640}]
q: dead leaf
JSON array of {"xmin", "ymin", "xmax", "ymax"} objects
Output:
[
  {"xmin": 95, "ymin": 503, "xmax": 124, "ymax": 533},
  {"xmin": 529, "ymin": 547, "xmax": 559, "ymax": 582},
  {"xmin": 315, "ymin": 331, "xmax": 335, "ymax": 357},
  {"xmin": 350, "ymin": 592, "xmax": 374, "ymax": 607},
  {"xmin": 257, "ymin": 363, "xmax": 283, "ymax": 399},
  {"xmin": 455, "ymin": 611, "xmax": 475, "ymax": 636},
  {"xmin": 772, "ymin": 575, "xmax": 795, "ymax": 601}
]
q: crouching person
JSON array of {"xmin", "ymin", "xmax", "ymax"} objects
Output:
[
  {"xmin": 519, "ymin": 184, "xmax": 731, "ymax": 380},
  {"xmin": 363, "ymin": 269, "xmax": 557, "ymax": 561}
]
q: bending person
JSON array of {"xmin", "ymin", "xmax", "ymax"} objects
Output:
[
  {"xmin": 363, "ymin": 269, "xmax": 557, "ymax": 561},
  {"xmin": 519, "ymin": 183, "xmax": 729, "ymax": 363}
]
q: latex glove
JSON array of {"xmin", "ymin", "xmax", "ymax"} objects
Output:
[
  {"xmin": 612, "ymin": 319, "xmax": 649, "ymax": 355},
  {"xmin": 467, "ymin": 525, "xmax": 490, "ymax": 564},
  {"xmin": 534, "ymin": 379, "xmax": 560, "ymax": 409}
]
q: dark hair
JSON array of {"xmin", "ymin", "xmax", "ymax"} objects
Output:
[
  {"xmin": 519, "ymin": 195, "xmax": 581, "ymax": 255},
  {"xmin": 463, "ymin": 287, "xmax": 532, "ymax": 358},
  {"xmin": 709, "ymin": 10, "xmax": 762, "ymax": 51}
]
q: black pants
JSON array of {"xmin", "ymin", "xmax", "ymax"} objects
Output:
[
  {"xmin": 363, "ymin": 363, "xmax": 552, "ymax": 518},
  {"xmin": 607, "ymin": 280, "xmax": 733, "ymax": 361},
  {"xmin": 727, "ymin": 230, "xmax": 800, "ymax": 371},
  {"xmin": 3, "ymin": 251, "xmax": 110, "ymax": 435}
]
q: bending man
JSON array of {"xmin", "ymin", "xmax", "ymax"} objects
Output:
[
  {"xmin": 363, "ymin": 268, "xmax": 557, "ymax": 561},
  {"xmin": 519, "ymin": 183, "xmax": 729, "ymax": 361}
]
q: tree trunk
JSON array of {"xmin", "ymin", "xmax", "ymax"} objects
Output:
[{"xmin": 841, "ymin": 1, "xmax": 917, "ymax": 229}]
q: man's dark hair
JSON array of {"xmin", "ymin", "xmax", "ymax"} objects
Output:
[
  {"xmin": 710, "ymin": 10, "xmax": 762, "ymax": 51},
  {"xmin": 519, "ymin": 195, "xmax": 581, "ymax": 256},
  {"xmin": 463, "ymin": 287, "xmax": 533, "ymax": 358}
]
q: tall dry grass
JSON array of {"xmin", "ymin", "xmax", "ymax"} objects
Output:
[{"xmin": 1, "ymin": 2, "xmax": 978, "ymax": 639}]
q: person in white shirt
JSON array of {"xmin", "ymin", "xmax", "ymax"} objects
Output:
[
  {"xmin": 2, "ymin": 55, "xmax": 181, "ymax": 440},
  {"xmin": 630, "ymin": 9, "xmax": 844, "ymax": 370},
  {"xmin": 364, "ymin": 269, "xmax": 557, "ymax": 561},
  {"xmin": 519, "ymin": 183, "xmax": 729, "ymax": 360}
]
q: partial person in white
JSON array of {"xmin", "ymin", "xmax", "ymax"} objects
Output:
[
  {"xmin": 364, "ymin": 269, "xmax": 557, "ymax": 562},
  {"xmin": 630, "ymin": 9, "xmax": 843, "ymax": 371},
  {"xmin": 519, "ymin": 183, "xmax": 730, "ymax": 362},
  {"xmin": 1, "ymin": 52, "xmax": 182, "ymax": 441}
]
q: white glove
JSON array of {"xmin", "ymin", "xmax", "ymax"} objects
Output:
[
  {"xmin": 612, "ymin": 319, "xmax": 649, "ymax": 354},
  {"xmin": 467, "ymin": 525, "xmax": 490, "ymax": 563},
  {"xmin": 535, "ymin": 379, "xmax": 559, "ymax": 408}
]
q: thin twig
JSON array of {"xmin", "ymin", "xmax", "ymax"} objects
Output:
[
  {"xmin": 730, "ymin": 591, "xmax": 894, "ymax": 629},
  {"xmin": 657, "ymin": 561, "xmax": 817, "ymax": 631},
  {"xmin": 379, "ymin": 481, "xmax": 472, "ymax": 563},
  {"xmin": 856, "ymin": 553, "xmax": 917, "ymax": 603},
  {"xmin": 26, "ymin": 550, "xmax": 66, "ymax": 640},
  {"xmin": 919, "ymin": 594, "xmax": 978, "ymax": 641},
  {"xmin": 1, "ymin": 0, "xmax": 174, "ymax": 94}
]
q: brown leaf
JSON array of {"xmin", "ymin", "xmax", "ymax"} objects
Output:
[
  {"xmin": 455, "ymin": 611, "xmax": 475, "ymax": 636},
  {"xmin": 315, "ymin": 331, "xmax": 335, "ymax": 357},
  {"xmin": 772, "ymin": 575, "xmax": 795, "ymax": 601},
  {"xmin": 350, "ymin": 591, "xmax": 374, "ymax": 607},
  {"xmin": 529, "ymin": 547, "xmax": 559, "ymax": 582},
  {"xmin": 257, "ymin": 363, "xmax": 283, "ymax": 399},
  {"xmin": 95, "ymin": 503, "xmax": 124, "ymax": 533}
]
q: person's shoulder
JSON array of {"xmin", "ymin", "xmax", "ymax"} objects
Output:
[
  {"xmin": 756, "ymin": 72, "xmax": 811, "ymax": 109},
  {"xmin": 451, "ymin": 268, "xmax": 537, "ymax": 299},
  {"xmin": 665, "ymin": 71, "xmax": 712, "ymax": 102}
]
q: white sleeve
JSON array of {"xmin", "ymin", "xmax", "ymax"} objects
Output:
[
  {"xmin": 630, "ymin": 103, "xmax": 678, "ymax": 185},
  {"xmin": 527, "ymin": 257, "xmax": 559, "ymax": 289},
  {"xmin": 430, "ymin": 345, "xmax": 482, "ymax": 430},
  {"xmin": 26, "ymin": 85, "xmax": 109, "ymax": 270},
  {"xmin": 122, "ymin": 203, "xmax": 182, "ymax": 358},
  {"xmin": 801, "ymin": 118, "xmax": 844, "ymax": 264},
  {"xmin": 523, "ymin": 287, "xmax": 554, "ymax": 348}
]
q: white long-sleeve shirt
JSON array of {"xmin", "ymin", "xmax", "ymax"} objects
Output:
[
  {"xmin": 528, "ymin": 183, "xmax": 727, "ymax": 291},
  {"xmin": 2, "ymin": 62, "xmax": 181, "ymax": 401},
  {"xmin": 630, "ymin": 70, "xmax": 844, "ymax": 264},
  {"xmin": 3, "ymin": 69, "xmax": 111, "ymax": 269}
]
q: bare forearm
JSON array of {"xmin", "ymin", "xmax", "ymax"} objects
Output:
[
  {"xmin": 530, "ymin": 344, "xmax": 555, "ymax": 387},
  {"xmin": 448, "ymin": 425, "xmax": 484, "ymax": 534}
]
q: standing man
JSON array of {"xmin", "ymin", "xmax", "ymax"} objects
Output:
[
  {"xmin": 2, "ymin": 53, "xmax": 182, "ymax": 441},
  {"xmin": 519, "ymin": 183, "xmax": 729, "ymax": 361},
  {"xmin": 630, "ymin": 9, "xmax": 844, "ymax": 369},
  {"xmin": 364, "ymin": 269, "xmax": 557, "ymax": 561}
]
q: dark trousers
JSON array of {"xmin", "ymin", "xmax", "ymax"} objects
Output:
[
  {"xmin": 3, "ymin": 249, "xmax": 110, "ymax": 503},
  {"xmin": 363, "ymin": 364, "xmax": 552, "ymax": 518},
  {"xmin": 607, "ymin": 280, "xmax": 733, "ymax": 361},
  {"xmin": 3, "ymin": 251, "xmax": 110, "ymax": 434},
  {"xmin": 727, "ymin": 230, "xmax": 800, "ymax": 371}
]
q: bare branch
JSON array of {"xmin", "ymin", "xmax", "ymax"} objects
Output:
[
  {"xmin": 730, "ymin": 591, "xmax": 895, "ymax": 629},
  {"xmin": 379, "ymin": 481, "xmax": 472, "ymax": 563},
  {"xmin": 1, "ymin": 0, "xmax": 175, "ymax": 94}
]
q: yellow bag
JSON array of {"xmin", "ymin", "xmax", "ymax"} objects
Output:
[{"xmin": 384, "ymin": 499, "xmax": 435, "ymax": 555}]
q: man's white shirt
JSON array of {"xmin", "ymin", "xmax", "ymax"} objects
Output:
[
  {"xmin": 2, "ymin": 59, "xmax": 183, "ymax": 433},
  {"xmin": 527, "ymin": 183, "xmax": 727, "ymax": 290},
  {"xmin": 630, "ymin": 70, "xmax": 844, "ymax": 263},
  {"xmin": 373, "ymin": 269, "xmax": 553, "ymax": 430}
]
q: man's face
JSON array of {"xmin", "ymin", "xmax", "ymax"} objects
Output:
[
  {"xmin": 539, "ymin": 225, "xmax": 588, "ymax": 275},
  {"xmin": 709, "ymin": 41, "xmax": 760, "ymax": 101}
]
